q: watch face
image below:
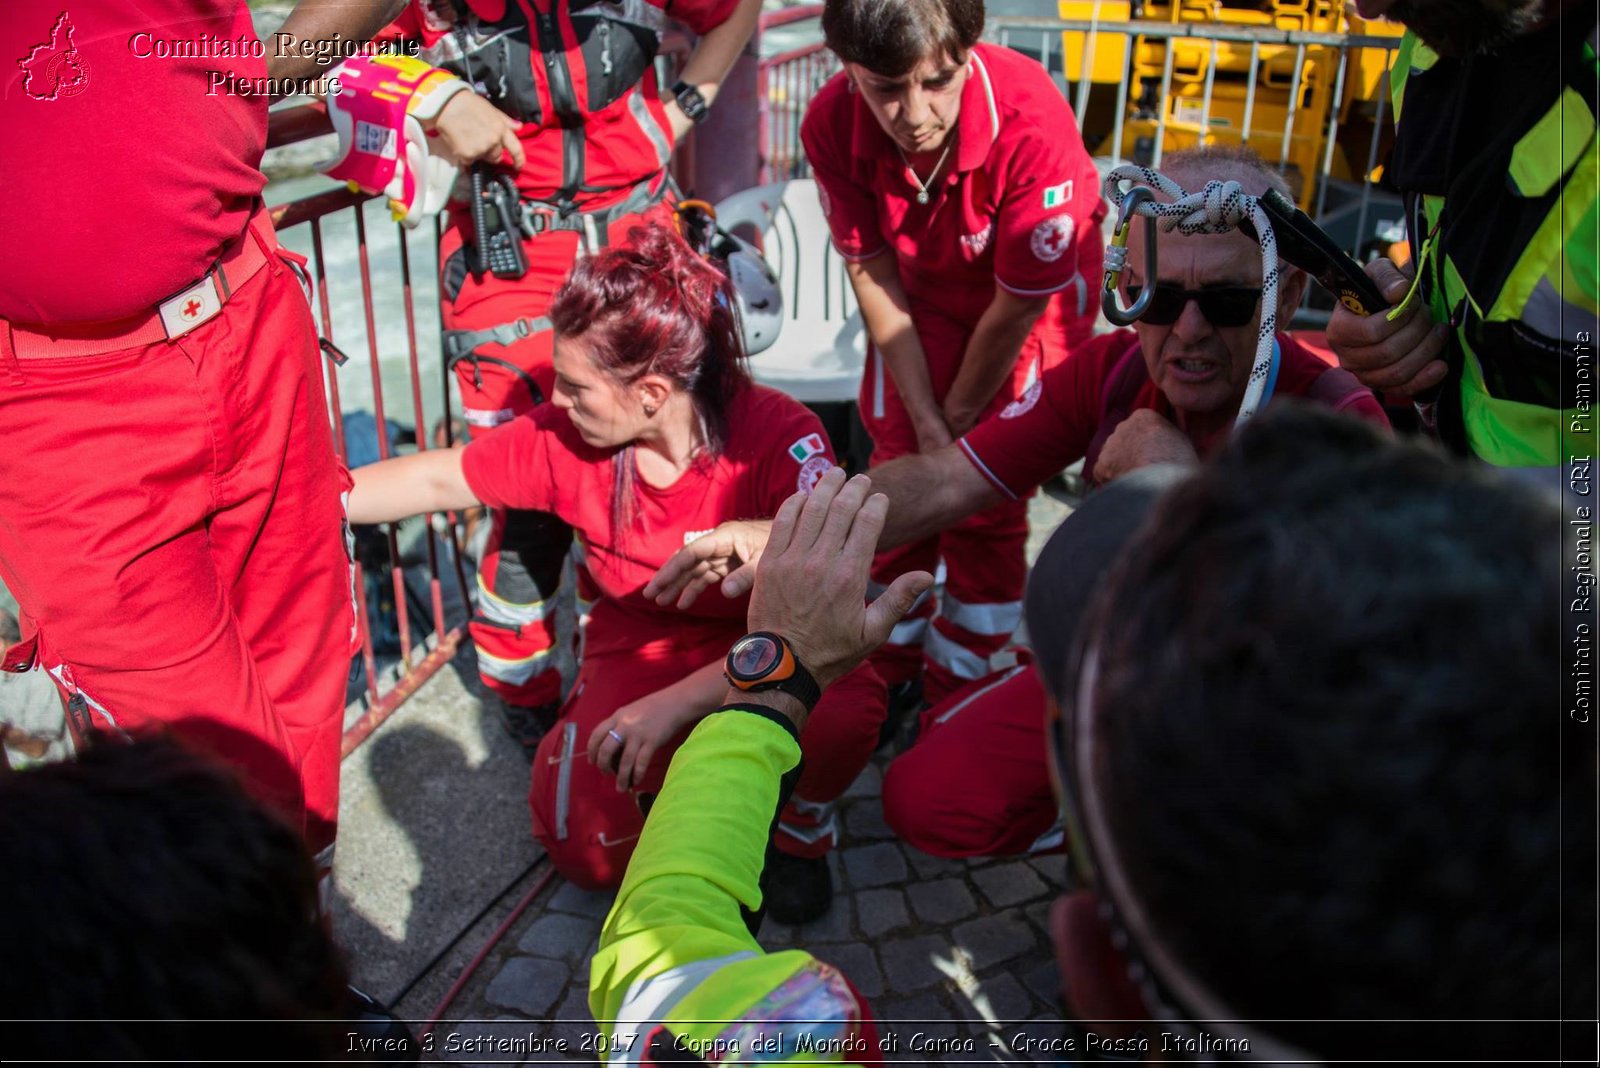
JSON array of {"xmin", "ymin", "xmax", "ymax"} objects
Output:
[{"xmin": 730, "ymin": 635, "xmax": 781, "ymax": 679}]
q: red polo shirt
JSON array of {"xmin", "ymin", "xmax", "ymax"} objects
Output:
[
  {"xmin": 0, "ymin": 1, "xmax": 268, "ymax": 324},
  {"xmin": 958, "ymin": 329, "xmax": 1391, "ymax": 495},
  {"xmin": 800, "ymin": 42, "xmax": 1104, "ymax": 331},
  {"xmin": 460, "ymin": 383, "xmax": 835, "ymax": 658}
]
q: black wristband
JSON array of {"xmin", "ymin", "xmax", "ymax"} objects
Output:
[{"xmin": 670, "ymin": 79, "xmax": 710, "ymax": 124}]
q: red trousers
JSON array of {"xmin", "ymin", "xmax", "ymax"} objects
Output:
[
  {"xmin": 440, "ymin": 196, "xmax": 677, "ymax": 708},
  {"xmin": 861, "ymin": 300, "xmax": 1075, "ymax": 704},
  {"xmin": 529, "ymin": 626, "xmax": 887, "ymax": 889},
  {"xmin": 0, "ymin": 212, "xmax": 352, "ymax": 859},
  {"xmin": 881, "ymin": 661, "xmax": 1063, "ymax": 858}
]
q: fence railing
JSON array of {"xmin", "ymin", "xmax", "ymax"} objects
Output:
[{"xmin": 751, "ymin": 6, "xmax": 1404, "ymax": 260}]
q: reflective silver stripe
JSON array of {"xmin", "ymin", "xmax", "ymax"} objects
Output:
[
  {"xmin": 45, "ymin": 664, "xmax": 122, "ymax": 732},
  {"xmin": 777, "ymin": 811, "xmax": 839, "ymax": 847},
  {"xmin": 934, "ymin": 663, "xmax": 1029, "ymax": 725},
  {"xmin": 553, "ymin": 721, "xmax": 578, "ymax": 841},
  {"xmin": 939, "ymin": 594, "xmax": 1022, "ymax": 637},
  {"xmin": 475, "ymin": 573, "xmax": 553, "ymax": 627},
  {"xmin": 463, "ymin": 405, "xmax": 515, "ymax": 429},
  {"xmin": 1520, "ymin": 274, "xmax": 1600, "ymax": 345},
  {"xmin": 1073, "ymin": 271, "xmax": 1088, "ymax": 318},
  {"xmin": 476, "ymin": 644, "xmax": 556, "ymax": 684},
  {"xmin": 613, "ymin": 952, "xmax": 760, "ymax": 1062},
  {"xmin": 886, "ymin": 614, "xmax": 930, "ymax": 649},
  {"xmin": 626, "ymin": 85, "xmax": 671, "ymax": 172},
  {"xmin": 872, "ymin": 347, "xmax": 886, "ymax": 419},
  {"xmin": 1028, "ymin": 821, "xmax": 1066, "ymax": 854},
  {"xmin": 924, "ymin": 627, "xmax": 991, "ymax": 681}
]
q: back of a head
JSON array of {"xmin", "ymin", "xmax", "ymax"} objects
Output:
[
  {"xmin": 0, "ymin": 731, "xmax": 350, "ymax": 1059},
  {"xmin": 1073, "ymin": 405, "xmax": 1582, "ymax": 1054},
  {"xmin": 822, "ymin": 0, "xmax": 985, "ymax": 76}
]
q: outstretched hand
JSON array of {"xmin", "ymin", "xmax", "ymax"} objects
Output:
[
  {"xmin": 746, "ymin": 467, "xmax": 933, "ymax": 690},
  {"xmin": 644, "ymin": 519, "xmax": 772, "ymax": 609}
]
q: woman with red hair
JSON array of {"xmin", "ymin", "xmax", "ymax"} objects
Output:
[{"xmin": 349, "ymin": 224, "xmax": 883, "ymax": 920}]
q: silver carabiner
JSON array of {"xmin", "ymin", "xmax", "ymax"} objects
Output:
[{"xmin": 1101, "ymin": 185, "xmax": 1159, "ymax": 326}]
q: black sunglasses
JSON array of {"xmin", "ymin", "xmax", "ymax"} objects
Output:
[{"xmin": 1124, "ymin": 283, "xmax": 1264, "ymax": 328}]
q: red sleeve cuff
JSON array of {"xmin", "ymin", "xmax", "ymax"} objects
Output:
[{"xmin": 956, "ymin": 437, "xmax": 1020, "ymax": 501}]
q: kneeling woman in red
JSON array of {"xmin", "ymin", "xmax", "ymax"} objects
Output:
[{"xmin": 348, "ymin": 225, "xmax": 883, "ymax": 920}]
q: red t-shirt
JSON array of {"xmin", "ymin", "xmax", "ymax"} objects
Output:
[
  {"xmin": 0, "ymin": 1, "xmax": 268, "ymax": 324},
  {"xmin": 461, "ymin": 383, "xmax": 834, "ymax": 657},
  {"xmin": 959, "ymin": 330, "xmax": 1391, "ymax": 497},
  {"xmin": 397, "ymin": 0, "xmax": 739, "ymax": 208},
  {"xmin": 800, "ymin": 42, "xmax": 1105, "ymax": 332}
]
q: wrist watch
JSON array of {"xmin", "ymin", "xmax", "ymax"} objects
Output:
[
  {"xmin": 724, "ymin": 631, "xmax": 821, "ymax": 711},
  {"xmin": 670, "ymin": 79, "xmax": 711, "ymax": 125}
]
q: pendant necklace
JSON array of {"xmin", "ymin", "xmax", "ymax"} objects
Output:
[{"xmin": 899, "ymin": 141, "xmax": 953, "ymax": 205}]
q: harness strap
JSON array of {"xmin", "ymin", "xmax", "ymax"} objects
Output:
[
  {"xmin": 442, "ymin": 315, "xmax": 552, "ymax": 363},
  {"xmin": 514, "ymin": 173, "xmax": 668, "ymax": 244}
]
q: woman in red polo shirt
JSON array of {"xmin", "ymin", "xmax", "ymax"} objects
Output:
[
  {"xmin": 347, "ymin": 225, "xmax": 882, "ymax": 921},
  {"xmin": 800, "ymin": 0, "xmax": 1105, "ymax": 707}
]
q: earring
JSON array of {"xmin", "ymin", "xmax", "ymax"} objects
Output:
[{"xmin": 643, "ymin": 404, "xmax": 657, "ymax": 417}]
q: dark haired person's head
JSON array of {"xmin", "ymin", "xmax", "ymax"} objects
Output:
[
  {"xmin": 1030, "ymin": 405, "xmax": 1584, "ymax": 1057},
  {"xmin": 823, "ymin": 0, "xmax": 984, "ymax": 156},
  {"xmin": 0, "ymin": 729, "xmax": 350, "ymax": 1060}
]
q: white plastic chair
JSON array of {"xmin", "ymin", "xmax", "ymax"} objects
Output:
[{"xmin": 714, "ymin": 179, "xmax": 867, "ymax": 405}]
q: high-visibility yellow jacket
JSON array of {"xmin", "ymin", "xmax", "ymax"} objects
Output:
[
  {"xmin": 589, "ymin": 707, "xmax": 871, "ymax": 1066},
  {"xmin": 1390, "ymin": 18, "xmax": 1598, "ymax": 470}
]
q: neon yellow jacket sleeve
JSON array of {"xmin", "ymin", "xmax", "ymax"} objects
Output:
[{"xmin": 588, "ymin": 708, "xmax": 868, "ymax": 1065}]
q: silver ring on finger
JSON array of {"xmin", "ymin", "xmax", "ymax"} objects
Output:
[{"xmin": 607, "ymin": 728, "xmax": 625, "ymax": 746}]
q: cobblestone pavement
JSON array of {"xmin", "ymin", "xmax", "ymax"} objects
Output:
[{"xmin": 405, "ymin": 748, "xmax": 1073, "ymax": 1066}]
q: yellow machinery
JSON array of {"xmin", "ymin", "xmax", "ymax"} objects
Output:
[{"xmin": 1058, "ymin": 0, "xmax": 1406, "ymax": 210}]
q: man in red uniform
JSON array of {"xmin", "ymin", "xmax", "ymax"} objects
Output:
[
  {"xmin": 800, "ymin": 0, "xmax": 1105, "ymax": 707},
  {"xmin": 649, "ymin": 148, "xmax": 1392, "ymax": 860},
  {"xmin": 0, "ymin": 1, "xmax": 370, "ymax": 869},
  {"xmin": 358, "ymin": 0, "xmax": 762, "ymax": 748}
]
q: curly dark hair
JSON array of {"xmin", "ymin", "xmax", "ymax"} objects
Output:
[
  {"xmin": 0, "ymin": 729, "xmax": 350, "ymax": 1059},
  {"xmin": 1077, "ymin": 404, "xmax": 1586, "ymax": 1054}
]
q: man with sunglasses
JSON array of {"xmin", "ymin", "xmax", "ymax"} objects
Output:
[{"xmin": 648, "ymin": 148, "xmax": 1390, "ymax": 857}]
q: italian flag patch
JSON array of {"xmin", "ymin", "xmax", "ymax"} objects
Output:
[
  {"xmin": 788, "ymin": 433, "xmax": 826, "ymax": 462},
  {"xmin": 1043, "ymin": 181, "xmax": 1072, "ymax": 209}
]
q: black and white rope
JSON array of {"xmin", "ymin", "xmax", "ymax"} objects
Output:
[{"xmin": 1103, "ymin": 164, "xmax": 1281, "ymax": 426}]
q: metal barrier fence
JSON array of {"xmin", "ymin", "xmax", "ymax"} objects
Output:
[
  {"xmin": 266, "ymin": 149, "xmax": 472, "ymax": 757},
  {"xmin": 754, "ymin": 6, "xmax": 1404, "ymax": 259}
]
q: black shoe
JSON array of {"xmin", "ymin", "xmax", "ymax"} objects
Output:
[
  {"xmin": 496, "ymin": 699, "xmax": 560, "ymax": 761},
  {"xmin": 762, "ymin": 851, "xmax": 834, "ymax": 926},
  {"xmin": 345, "ymin": 985, "xmax": 419, "ymax": 1061},
  {"xmin": 877, "ymin": 678, "xmax": 924, "ymax": 753}
]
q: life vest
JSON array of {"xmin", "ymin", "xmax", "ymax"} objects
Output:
[
  {"xmin": 409, "ymin": 0, "xmax": 674, "ymax": 209},
  {"xmin": 1388, "ymin": 16, "xmax": 1600, "ymax": 468},
  {"xmin": 1080, "ymin": 335, "xmax": 1369, "ymax": 484}
]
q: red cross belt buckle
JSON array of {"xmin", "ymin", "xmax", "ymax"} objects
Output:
[{"xmin": 157, "ymin": 274, "xmax": 224, "ymax": 340}]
